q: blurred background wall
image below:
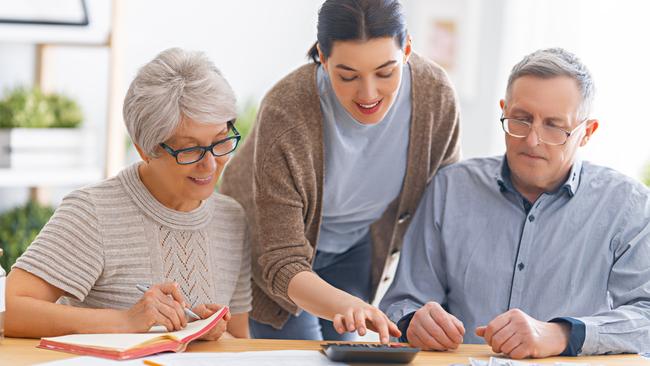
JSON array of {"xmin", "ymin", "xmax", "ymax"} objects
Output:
[{"xmin": 0, "ymin": 0, "xmax": 649, "ymax": 211}]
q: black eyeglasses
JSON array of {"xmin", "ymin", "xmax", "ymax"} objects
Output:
[
  {"xmin": 500, "ymin": 115, "xmax": 587, "ymax": 146},
  {"xmin": 159, "ymin": 120, "xmax": 241, "ymax": 165}
]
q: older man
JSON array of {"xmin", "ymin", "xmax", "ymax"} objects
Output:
[{"xmin": 380, "ymin": 48, "xmax": 650, "ymax": 358}]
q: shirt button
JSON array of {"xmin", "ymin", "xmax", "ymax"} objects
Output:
[
  {"xmin": 528, "ymin": 215, "xmax": 535, "ymax": 222},
  {"xmin": 397, "ymin": 212, "xmax": 411, "ymax": 224},
  {"xmin": 518, "ymin": 262, "xmax": 525, "ymax": 271}
]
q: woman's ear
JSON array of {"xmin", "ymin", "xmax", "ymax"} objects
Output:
[
  {"xmin": 317, "ymin": 44, "xmax": 327, "ymax": 70},
  {"xmin": 403, "ymin": 35, "xmax": 413, "ymax": 63},
  {"xmin": 134, "ymin": 144, "xmax": 151, "ymax": 163}
]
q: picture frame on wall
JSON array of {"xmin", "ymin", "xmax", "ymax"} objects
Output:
[{"xmin": 0, "ymin": 0, "xmax": 88, "ymax": 26}]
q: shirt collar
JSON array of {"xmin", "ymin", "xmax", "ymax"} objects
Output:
[{"xmin": 496, "ymin": 155, "xmax": 583, "ymax": 198}]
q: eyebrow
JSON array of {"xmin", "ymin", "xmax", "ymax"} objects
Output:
[
  {"xmin": 171, "ymin": 127, "xmax": 230, "ymax": 144},
  {"xmin": 335, "ymin": 60, "xmax": 397, "ymax": 72},
  {"xmin": 509, "ymin": 108, "xmax": 569, "ymax": 126}
]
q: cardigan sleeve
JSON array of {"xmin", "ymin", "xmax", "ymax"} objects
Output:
[
  {"xmin": 252, "ymin": 106, "xmax": 316, "ymax": 306},
  {"xmin": 436, "ymin": 79, "xmax": 462, "ymax": 168}
]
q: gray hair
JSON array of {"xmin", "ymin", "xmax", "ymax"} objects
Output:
[
  {"xmin": 506, "ymin": 48, "xmax": 595, "ymax": 119},
  {"xmin": 123, "ymin": 47, "xmax": 237, "ymax": 157}
]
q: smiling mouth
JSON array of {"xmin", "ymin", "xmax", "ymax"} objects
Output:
[
  {"xmin": 188, "ymin": 176, "xmax": 213, "ymax": 185},
  {"xmin": 354, "ymin": 99, "xmax": 383, "ymax": 114}
]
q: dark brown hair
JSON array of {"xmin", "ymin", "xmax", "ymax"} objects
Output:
[{"xmin": 307, "ymin": 0, "xmax": 408, "ymax": 64}]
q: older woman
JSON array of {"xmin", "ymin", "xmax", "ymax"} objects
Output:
[{"xmin": 5, "ymin": 48, "xmax": 250, "ymax": 339}]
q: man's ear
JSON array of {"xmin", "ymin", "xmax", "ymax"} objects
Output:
[
  {"xmin": 499, "ymin": 99, "xmax": 506, "ymax": 111},
  {"xmin": 580, "ymin": 119, "xmax": 599, "ymax": 146}
]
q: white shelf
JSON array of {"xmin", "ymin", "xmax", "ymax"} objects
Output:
[{"xmin": 0, "ymin": 167, "xmax": 102, "ymax": 187}]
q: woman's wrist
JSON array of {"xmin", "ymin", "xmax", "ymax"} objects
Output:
[
  {"xmin": 104, "ymin": 309, "xmax": 134, "ymax": 334},
  {"xmin": 335, "ymin": 292, "xmax": 371, "ymax": 313}
]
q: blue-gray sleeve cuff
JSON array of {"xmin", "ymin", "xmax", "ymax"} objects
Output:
[
  {"xmin": 549, "ymin": 317, "xmax": 586, "ymax": 356},
  {"xmin": 397, "ymin": 312, "xmax": 416, "ymax": 343}
]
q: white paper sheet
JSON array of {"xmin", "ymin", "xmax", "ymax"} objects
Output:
[
  {"xmin": 36, "ymin": 350, "xmax": 348, "ymax": 366},
  {"xmin": 469, "ymin": 357, "xmax": 594, "ymax": 366}
]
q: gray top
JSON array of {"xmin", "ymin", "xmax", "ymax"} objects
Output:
[
  {"xmin": 15, "ymin": 162, "xmax": 252, "ymax": 314},
  {"xmin": 317, "ymin": 64, "xmax": 412, "ymax": 253},
  {"xmin": 380, "ymin": 156, "xmax": 650, "ymax": 355}
]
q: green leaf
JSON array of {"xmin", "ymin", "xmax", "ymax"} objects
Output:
[
  {"xmin": 0, "ymin": 86, "xmax": 82, "ymax": 128},
  {"xmin": 0, "ymin": 200, "xmax": 54, "ymax": 271}
]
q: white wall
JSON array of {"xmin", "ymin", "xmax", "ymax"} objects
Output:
[
  {"xmin": 121, "ymin": 0, "xmax": 321, "ymax": 108},
  {"xmin": 403, "ymin": 0, "xmax": 509, "ymax": 159},
  {"xmin": 0, "ymin": 0, "xmax": 323, "ymax": 210},
  {"xmin": 1, "ymin": 0, "xmax": 649, "ymax": 212},
  {"xmin": 406, "ymin": 0, "xmax": 650, "ymax": 179}
]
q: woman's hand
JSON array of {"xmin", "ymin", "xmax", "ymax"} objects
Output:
[
  {"xmin": 288, "ymin": 271, "xmax": 401, "ymax": 343},
  {"xmin": 193, "ymin": 304, "xmax": 231, "ymax": 341},
  {"xmin": 122, "ymin": 282, "xmax": 189, "ymax": 332},
  {"xmin": 332, "ymin": 300, "xmax": 401, "ymax": 343}
]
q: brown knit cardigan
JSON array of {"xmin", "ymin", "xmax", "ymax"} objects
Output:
[{"xmin": 220, "ymin": 52, "xmax": 461, "ymax": 329}]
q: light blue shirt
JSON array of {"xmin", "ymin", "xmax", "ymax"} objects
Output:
[
  {"xmin": 317, "ymin": 64, "xmax": 412, "ymax": 253},
  {"xmin": 380, "ymin": 156, "xmax": 650, "ymax": 355}
]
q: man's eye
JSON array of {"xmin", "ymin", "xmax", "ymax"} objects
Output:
[
  {"xmin": 340, "ymin": 75, "xmax": 357, "ymax": 82},
  {"xmin": 377, "ymin": 72, "xmax": 393, "ymax": 78}
]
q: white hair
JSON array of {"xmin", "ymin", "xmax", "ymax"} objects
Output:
[
  {"xmin": 506, "ymin": 48, "xmax": 595, "ymax": 119},
  {"xmin": 123, "ymin": 47, "xmax": 237, "ymax": 157}
]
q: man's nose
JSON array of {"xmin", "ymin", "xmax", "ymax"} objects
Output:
[{"xmin": 525, "ymin": 126, "xmax": 542, "ymax": 147}]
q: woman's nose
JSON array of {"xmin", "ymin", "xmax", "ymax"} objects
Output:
[
  {"xmin": 357, "ymin": 78, "xmax": 377, "ymax": 101},
  {"xmin": 196, "ymin": 150, "xmax": 218, "ymax": 171}
]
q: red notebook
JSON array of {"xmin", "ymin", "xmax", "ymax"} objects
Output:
[{"xmin": 38, "ymin": 306, "xmax": 229, "ymax": 360}]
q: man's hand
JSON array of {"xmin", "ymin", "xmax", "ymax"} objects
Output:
[
  {"xmin": 406, "ymin": 302, "xmax": 465, "ymax": 351},
  {"xmin": 475, "ymin": 309, "xmax": 569, "ymax": 359}
]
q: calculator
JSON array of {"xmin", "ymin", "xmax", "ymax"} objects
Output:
[{"xmin": 321, "ymin": 342, "xmax": 420, "ymax": 363}]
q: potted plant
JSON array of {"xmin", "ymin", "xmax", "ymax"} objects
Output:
[
  {"xmin": 0, "ymin": 200, "xmax": 54, "ymax": 271},
  {"xmin": 0, "ymin": 86, "xmax": 84, "ymax": 169}
]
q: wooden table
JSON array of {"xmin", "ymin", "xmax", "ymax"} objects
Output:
[{"xmin": 1, "ymin": 337, "xmax": 649, "ymax": 365}]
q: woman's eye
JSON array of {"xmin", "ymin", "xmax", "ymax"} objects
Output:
[
  {"xmin": 377, "ymin": 72, "xmax": 393, "ymax": 78},
  {"xmin": 339, "ymin": 75, "xmax": 357, "ymax": 82}
]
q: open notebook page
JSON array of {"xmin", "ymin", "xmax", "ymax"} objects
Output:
[{"xmin": 40, "ymin": 307, "xmax": 226, "ymax": 351}]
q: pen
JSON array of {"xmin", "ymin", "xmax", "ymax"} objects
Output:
[
  {"xmin": 136, "ymin": 283, "xmax": 201, "ymax": 321},
  {"xmin": 143, "ymin": 360, "xmax": 164, "ymax": 366}
]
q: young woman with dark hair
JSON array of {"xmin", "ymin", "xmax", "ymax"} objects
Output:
[{"xmin": 221, "ymin": 0, "xmax": 461, "ymax": 342}]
